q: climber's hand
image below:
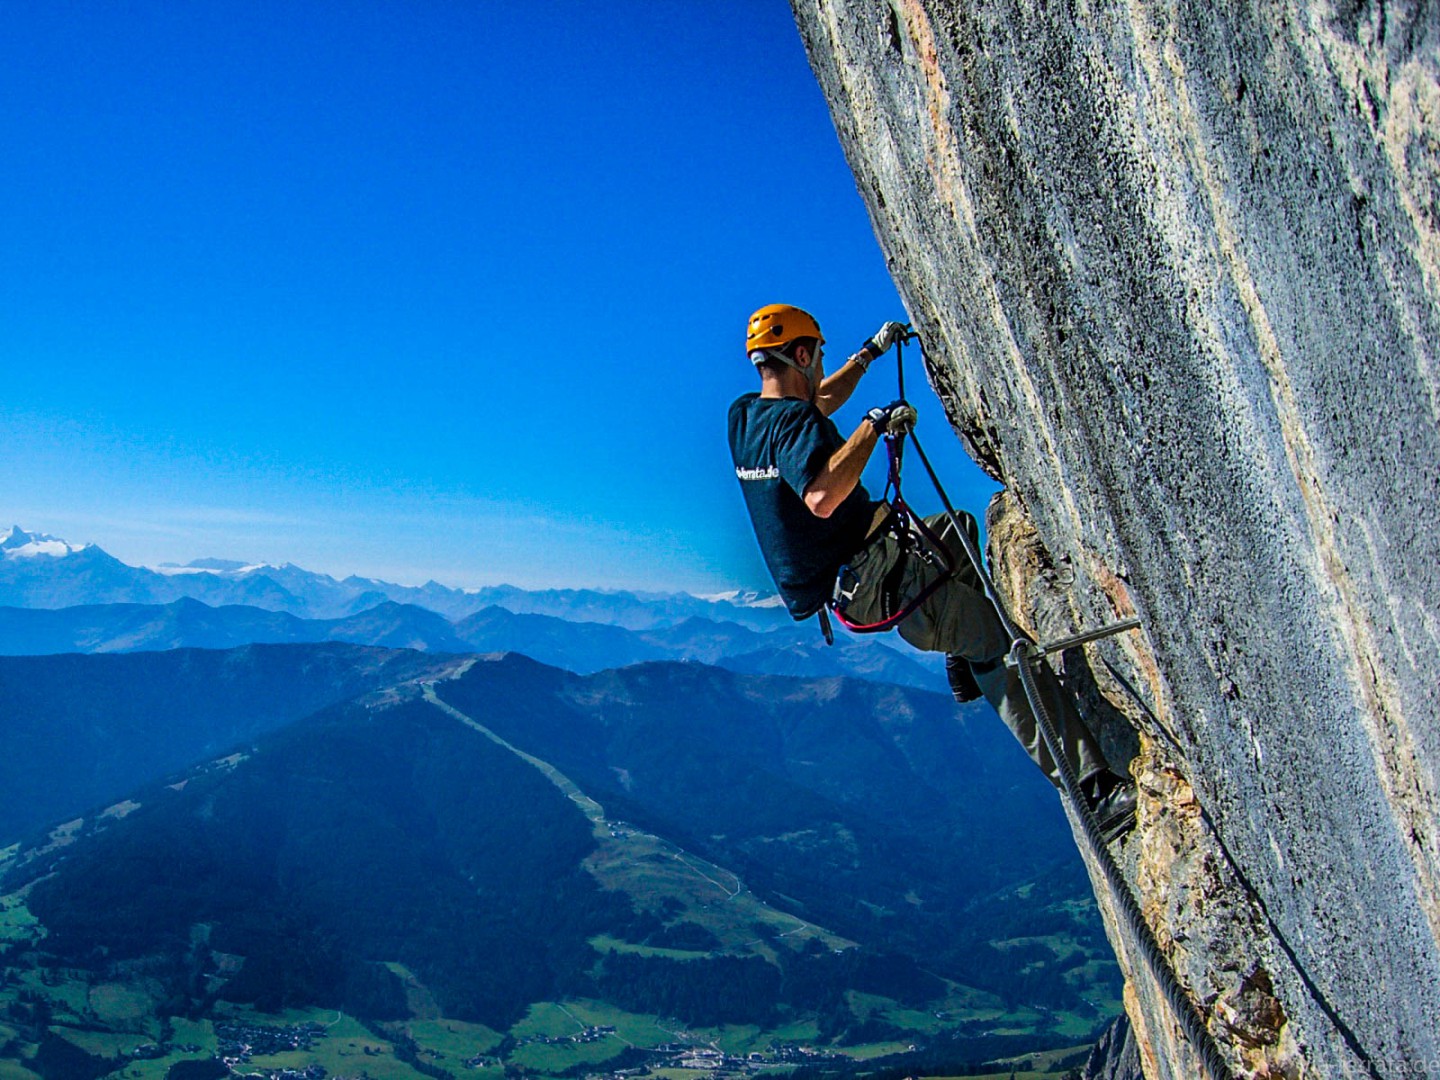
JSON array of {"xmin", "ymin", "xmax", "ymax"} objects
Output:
[
  {"xmin": 866, "ymin": 400, "xmax": 918, "ymax": 436},
  {"xmin": 862, "ymin": 321, "xmax": 909, "ymax": 359}
]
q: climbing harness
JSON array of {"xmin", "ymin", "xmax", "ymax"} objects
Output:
[
  {"xmin": 826, "ymin": 330, "xmax": 962, "ymax": 635},
  {"xmin": 844, "ymin": 330, "xmax": 1237, "ymax": 1080},
  {"xmin": 829, "ymin": 432, "xmax": 957, "ymax": 634}
]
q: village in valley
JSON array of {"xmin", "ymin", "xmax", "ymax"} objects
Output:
[{"xmin": 150, "ymin": 1013, "xmax": 872, "ymax": 1080}]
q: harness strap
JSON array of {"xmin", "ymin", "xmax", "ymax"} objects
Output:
[
  {"xmin": 816, "ymin": 604, "xmax": 834, "ymax": 646},
  {"xmin": 827, "ymin": 432, "xmax": 956, "ymax": 634}
]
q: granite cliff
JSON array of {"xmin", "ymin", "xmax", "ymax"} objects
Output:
[{"xmin": 789, "ymin": 1, "xmax": 1440, "ymax": 1077}]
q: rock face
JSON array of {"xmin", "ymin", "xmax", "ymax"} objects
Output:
[
  {"xmin": 1084, "ymin": 1014, "xmax": 1144, "ymax": 1080},
  {"xmin": 789, "ymin": 1, "xmax": 1440, "ymax": 1077}
]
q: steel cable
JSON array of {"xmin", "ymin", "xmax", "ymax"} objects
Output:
[{"xmin": 894, "ymin": 336, "xmax": 1236, "ymax": 1080}]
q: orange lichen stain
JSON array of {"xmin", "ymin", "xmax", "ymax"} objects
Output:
[
  {"xmin": 1124, "ymin": 981, "xmax": 1165, "ymax": 1080},
  {"xmin": 1089, "ymin": 559, "xmax": 1171, "ymax": 732},
  {"xmin": 899, "ymin": 0, "xmax": 967, "ymax": 223}
]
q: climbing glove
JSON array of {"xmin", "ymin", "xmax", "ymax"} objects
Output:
[
  {"xmin": 862, "ymin": 320, "xmax": 909, "ymax": 359},
  {"xmin": 866, "ymin": 400, "xmax": 917, "ymax": 436}
]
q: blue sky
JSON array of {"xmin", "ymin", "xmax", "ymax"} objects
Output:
[{"xmin": 3, "ymin": 1, "xmax": 995, "ymax": 594}]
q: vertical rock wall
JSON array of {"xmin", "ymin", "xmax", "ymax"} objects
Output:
[{"xmin": 788, "ymin": 1, "xmax": 1440, "ymax": 1077}]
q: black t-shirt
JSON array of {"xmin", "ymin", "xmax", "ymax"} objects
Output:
[{"xmin": 728, "ymin": 393, "xmax": 879, "ymax": 619}]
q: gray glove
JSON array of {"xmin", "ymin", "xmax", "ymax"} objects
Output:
[
  {"xmin": 866, "ymin": 400, "xmax": 918, "ymax": 436},
  {"xmin": 862, "ymin": 320, "xmax": 909, "ymax": 358}
]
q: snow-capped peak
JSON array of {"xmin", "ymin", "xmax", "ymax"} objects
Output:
[
  {"xmin": 695, "ymin": 589, "xmax": 784, "ymax": 608},
  {"xmin": 1, "ymin": 525, "xmax": 89, "ymax": 559},
  {"xmin": 150, "ymin": 559, "xmax": 274, "ymax": 577}
]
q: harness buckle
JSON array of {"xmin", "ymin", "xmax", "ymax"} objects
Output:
[{"xmin": 832, "ymin": 564, "xmax": 860, "ymax": 613}]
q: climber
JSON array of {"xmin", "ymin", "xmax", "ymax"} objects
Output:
[{"xmin": 728, "ymin": 303, "xmax": 1135, "ymax": 838}]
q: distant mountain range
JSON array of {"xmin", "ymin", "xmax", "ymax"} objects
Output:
[
  {"xmin": 0, "ymin": 525, "xmax": 944, "ymax": 687},
  {"xmin": 0, "ymin": 525, "xmax": 785, "ymax": 627}
]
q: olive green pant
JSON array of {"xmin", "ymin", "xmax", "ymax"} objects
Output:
[{"xmin": 836, "ymin": 510, "xmax": 1107, "ymax": 788}]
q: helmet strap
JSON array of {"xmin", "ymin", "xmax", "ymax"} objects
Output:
[{"xmin": 753, "ymin": 346, "xmax": 818, "ymax": 390}]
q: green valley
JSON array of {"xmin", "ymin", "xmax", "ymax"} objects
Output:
[
  {"xmin": 0, "ymin": 945, "xmax": 1104, "ymax": 1080},
  {"xmin": 0, "ymin": 649, "xmax": 1119, "ymax": 1080}
]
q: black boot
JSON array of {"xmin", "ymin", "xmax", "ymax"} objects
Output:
[
  {"xmin": 945, "ymin": 653, "xmax": 983, "ymax": 702},
  {"xmin": 1083, "ymin": 769, "xmax": 1137, "ymax": 843}
]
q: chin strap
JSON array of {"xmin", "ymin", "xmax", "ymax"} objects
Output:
[{"xmin": 751, "ymin": 346, "xmax": 819, "ymax": 391}]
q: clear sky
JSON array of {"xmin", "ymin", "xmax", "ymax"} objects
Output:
[{"xmin": 3, "ymin": 0, "xmax": 997, "ymax": 594}]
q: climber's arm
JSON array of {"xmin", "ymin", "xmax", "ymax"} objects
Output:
[
  {"xmin": 813, "ymin": 350, "xmax": 875, "ymax": 417},
  {"xmin": 803, "ymin": 420, "xmax": 880, "ymax": 518}
]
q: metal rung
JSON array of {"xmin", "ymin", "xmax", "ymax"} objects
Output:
[{"xmin": 1038, "ymin": 617, "xmax": 1142, "ymax": 657}]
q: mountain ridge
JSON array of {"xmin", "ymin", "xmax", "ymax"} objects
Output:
[
  {"xmin": 0, "ymin": 643, "xmax": 456, "ymax": 843},
  {"xmin": 0, "ymin": 596, "xmax": 940, "ymax": 688}
]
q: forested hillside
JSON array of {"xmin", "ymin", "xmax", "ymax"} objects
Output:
[{"xmin": 0, "ymin": 649, "xmax": 1118, "ymax": 1080}]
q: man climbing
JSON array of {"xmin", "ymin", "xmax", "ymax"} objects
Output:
[{"xmin": 728, "ymin": 303, "xmax": 1135, "ymax": 839}]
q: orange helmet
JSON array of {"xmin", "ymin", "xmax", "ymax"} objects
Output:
[{"xmin": 746, "ymin": 304, "xmax": 823, "ymax": 357}]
